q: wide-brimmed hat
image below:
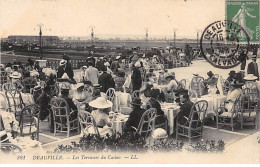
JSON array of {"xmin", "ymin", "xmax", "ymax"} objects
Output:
[
  {"xmin": 59, "ymin": 59, "xmax": 67, "ymax": 66},
  {"xmin": 89, "ymin": 97, "xmax": 113, "ymax": 109},
  {"xmin": 10, "ymin": 71, "xmax": 21, "ymax": 79},
  {"xmin": 130, "ymin": 98, "xmax": 143, "ymax": 106},
  {"xmin": 33, "ymin": 85, "xmax": 41, "ymax": 91},
  {"xmin": 244, "ymin": 74, "xmax": 258, "ymax": 81},
  {"xmin": 252, "ymin": 55, "xmax": 257, "ymax": 59},
  {"xmin": 135, "ymin": 61, "xmax": 141, "ymax": 68},
  {"xmin": 93, "ymin": 84, "xmax": 102, "ymax": 89},
  {"xmin": 0, "ymin": 64, "xmax": 4, "ymax": 68},
  {"xmin": 116, "ymin": 56, "xmax": 121, "ymax": 60}
]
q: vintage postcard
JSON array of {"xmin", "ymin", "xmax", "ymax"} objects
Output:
[{"xmin": 0, "ymin": 0, "xmax": 260, "ymax": 164}]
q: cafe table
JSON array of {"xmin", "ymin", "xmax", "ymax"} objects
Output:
[
  {"xmin": 197, "ymin": 94, "xmax": 227, "ymax": 119},
  {"xmin": 160, "ymin": 102, "xmax": 180, "ymax": 135},
  {"xmin": 111, "ymin": 114, "xmax": 129, "ymax": 134}
]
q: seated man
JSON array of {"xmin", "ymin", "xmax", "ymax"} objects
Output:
[
  {"xmin": 177, "ymin": 92, "xmax": 196, "ymax": 127},
  {"xmin": 147, "ymin": 89, "xmax": 166, "ymax": 125},
  {"xmin": 124, "ymin": 98, "xmax": 146, "ymax": 132},
  {"xmin": 22, "ymin": 71, "xmax": 37, "ymax": 93},
  {"xmin": 36, "ymin": 86, "xmax": 53, "ymax": 132},
  {"xmin": 59, "ymin": 84, "xmax": 78, "ymax": 121}
]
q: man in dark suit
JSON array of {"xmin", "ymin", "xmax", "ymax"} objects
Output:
[
  {"xmin": 247, "ymin": 56, "xmax": 259, "ymax": 80},
  {"xmin": 177, "ymin": 92, "xmax": 194, "ymax": 126},
  {"xmin": 124, "ymin": 98, "xmax": 146, "ymax": 132},
  {"xmin": 59, "ymin": 86, "xmax": 78, "ymax": 121},
  {"xmin": 98, "ymin": 66, "xmax": 115, "ymax": 93}
]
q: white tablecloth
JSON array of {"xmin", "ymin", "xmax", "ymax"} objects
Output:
[
  {"xmin": 197, "ymin": 94, "xmax": 226, "ymax": 117},
  {"xmin": 161, "ymin": 103, "xmax": 180, "ymax": 135},
  {"xmin": 112, "ymin": 114, "xmax": 129, "ymax": 134},
  {"xmin": 0, "ymin": 109, "xmax": 19, "ymax": 132}
]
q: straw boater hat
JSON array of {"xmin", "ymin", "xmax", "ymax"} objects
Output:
[
  {"xmin": 59, "ymin": 59, "xmax": 67, "ymax": 66},
  {"xmin": 116, "ymin": 56, "xmax": 121, "ymax": 60},
  {"xmin": 89, "ymin": 97, "xmax": 113, "ymax": 109},
  {"xmin": 193, "ymin": 73, "xmax": 199, "ymax": 77},
  {"xmin": 82, "ymin": 65, "xmax": 88, "ymax": 69},
  {"xmin": 33, "ymin": 85, "xmax": 41, "ymax": 91},
  {"xmin": 104, "ymin": 62, "xmax": 110, "ymax": 67},
  {"xmin": 244, "ymin": 74, "xmax": 258, "ymax": 81},
  {"xmin": 10, "ymin": 71, "xmax": 21, "ymax": 79}
]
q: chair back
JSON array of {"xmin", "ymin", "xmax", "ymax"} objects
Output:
[
  {"xmin": 2, "ymin": 83, "xmax": 15, "ymax": 91},
  {"xmin": 5, "ymin": 89, "xmax": 25, "ymax": 113},
  {"xmin": 189, "ymin": 89, "xmax": 198, "ymax": 102},
  {"xmin": 23, "ymin": 78, "xmax": 37, "ymax": 93},
  {"xmin": 178, "ymin": 79, "xmax": 186, "ymax": 89},
  {"xmin": 223, "ymin": 79, "xmax": 230, "ymax": 95},
  {"xmin": 190, "ymin": 76, "xmax": 204, "ymax": 97},
  {"xmin": 241, "ymin": 92, "xmax": 258, "ymax": 113},
  {"xmin": 188, "ymin": 100, "xmax": 208, "ymax": 129},
  {"xmin": 136, "ymin": 108, "xmax": 157, "ymax": 139},
  {"xmin": 78, "ymin": 111, "xmax": 100, "ymax": 136},
  {"xmin": 106, "ymin": 88, "xmax": 116, "ymax": 102},
  {"xmin": 230, "ymin": 93, "xmax": 243, "ymax": 115},
  {"xmin": 244, "ymin": 81, "xmax": 259, "ymax": 93},
  {"xmin": 0, "ymin": 71, "xmax": 9, "ymax": 85},
  {"xmin": 131, "ymin": 90, "xmax": 141, "ymax": 99},
  {"xmin": 50, "ymin": 97, "xmax": 70, "ymax": 125},
  {"xmin": 32, "ymin": 87, "xmax": 42, "ymax": 102},
  {"xmin": 19, "ymin": 104, "xmax": 40, "ymax": 140}
]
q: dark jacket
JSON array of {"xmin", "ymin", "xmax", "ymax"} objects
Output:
[
  {"xmin": 131, "ymin": 67, "xmax": 142, "ymax": 91},
  {"xmin": 148, "ymin": 98, "xmax": 166, "ymax": 124},
  {"xmin": 36, "ymin": 92, "xmax": 51, "ymax": 120},
  {"xmin": 125, "ymin": 107, "xmax": 146, "ymax": 131},
  {"xmin": 177, "ymin": 99, "xmax": 194, "ymax": 125},
  {"xmin": 111, "ymin": 61, "xmax": 120, "ymax": 73},
  {"xmin": 57, "ymin": 65, "xmax": 74, "ymax": 81},
  {"xmin": 98, "ymin": 72, "xmax": 115, "ymax": 93},
  {"xmin": 60, "ymin": 95, "xmax": 78, "ymax": 122},
  {"xmin": 247, "ymin": 62, "xmax": 259, "ymax": 80}
]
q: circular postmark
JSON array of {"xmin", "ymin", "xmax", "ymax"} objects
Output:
[{"xmin": 200, "ymin": 20, "xmax": 250, "ymax": 69}]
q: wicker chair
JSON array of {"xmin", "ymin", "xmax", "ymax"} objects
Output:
[
  {"xmin": 22, "ymin": 78, "xmax": 37, "ymax": 93},
  {"xmin": 78, "ymin": 111, "xmax": 100, "ymax": 136},
  {"xmin": 190, "ymin": 76, "xmax": 204, "ymax": 97},
  {"xmin": 176, "ymin": 100, "xmax": 208, "ymax": 143},
  {"xmin": 189, "ymin": 89, "xmax": 198, "ymax": 103},
  {"xmin": 216, "ymin": 93, "xmax": 242, "ymax": 131},
  {"xmin": 106, "ymin": 88, "xmax": 116, "ymax": 102},
  {"xmin": 2, "ymin": 83, "xmax": 16, "ymax": 92},
  {"xmin": 240, "ymin": 91, "xmax": 259, "ymax": 129},
  {"xmin": 131, "ymin": 108, "xmax": 157, "ymax": 139},
  {"xmin": 18, "ymin": 104, "xmax": 40, "ymax": 140},
  {"xmin": 50, "ymin": 97, "xmax": 79, "ymax": 138},
  {"xmin": 244, "ymin": 81, "xmax": 259, "ymax": 94},
  {"xmin": 5, "ymin": 89, "xmax": 25, "ymax": 115},
  {"xmin": 131, "ymin": 90, "xmax": 141, "ymax": 99}
]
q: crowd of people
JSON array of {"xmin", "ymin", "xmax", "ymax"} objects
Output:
[{"xmin": 0, "ymin": 47, "xmax": 259, "ymax": 137}]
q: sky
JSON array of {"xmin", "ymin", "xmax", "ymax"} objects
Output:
[{"xmin": 0, "ymin": 0, "xmax": 225, "ymax": 39}]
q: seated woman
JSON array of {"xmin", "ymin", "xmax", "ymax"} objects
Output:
[
  {"xmin": 203, "ymin": 71, "xmax": 218, "ymax": 94},
  {"xmin": 219, "ymin": 80, "xmax": 242, "ymax": 114},
  {"xmin": 114, "ymin": 70, "xmax": 125, "ymax": 92},
  {"xmin": 89, "ymin": 96, "xmax": 113, "ymax": 135},
  {"xmin": 22, "ymin": 71, "xmax": 37, "ymax": 93},
  {"xmin": 166, "ymin": 72, "xmax": 178, "ymax": 92},
  {"xmin": 9, "ymin": 71, "xmax": 23, "ymax": 91}
]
